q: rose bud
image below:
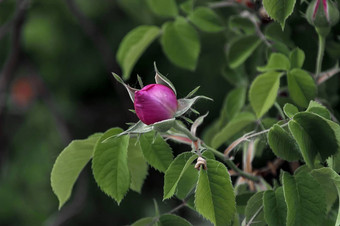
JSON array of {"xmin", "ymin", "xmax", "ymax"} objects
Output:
[{"xmin": 134, "ymin": 84, "xmax": 178, "ymax": 125}]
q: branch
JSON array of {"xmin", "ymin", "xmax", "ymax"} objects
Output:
[{"xmin": 317, "ymin": 67, "xmax": 340, "ymax": 85}]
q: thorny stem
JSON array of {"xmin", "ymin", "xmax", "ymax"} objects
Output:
[
  {"xmin": 315, "ymin": 33, "xmax": 326, "ymax": 79},
  {"xmin": 204, "ymin": 144, "xmax": 260, "ymax": 182}
]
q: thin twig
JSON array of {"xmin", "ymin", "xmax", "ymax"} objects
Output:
[{"xmin": 317, "ymin": 67, "xmax": 340, "ymax": 85}]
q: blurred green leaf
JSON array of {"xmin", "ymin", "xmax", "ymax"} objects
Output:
[
  {"xmin": 131, "ymin": 217, "xmax": 156, "ymax": 226},
  {"xmin": 289, "ymin": 47, "xmax": 305, "ymax": 69},
  {"xmin": 92, "ymin": 128, "xmax": 130, "ymax": 205},
  {"xmin": 249, "ymin": 71, "xmax": 281, "ymax": 118},
  {"xmin": 51, "ymin": 133, "xmax": 102, "ymax": 209},
  {"xmin": 195, "ymin": 159, "xmax": 236, "ymax": 226},
  {"xmin": 117, "ymin": 25, "xmax": 161, "ymax": 80},
  {"xmin": 263, "ymin": 0, "xmax": 296, "ymax": 29},
  {"xmin": 263, "ymin": 187, "xmax": 287, "ymax": 226},
  {"xmin": 223, "ymin": 86, "xmax": 247, "ymax": 121},
  {"xmin": 147, "ymin": 0, "xmax": 178, "ymax": 17},
  {"xmin": 188, "ymin": 7, "xmax": 224, "ymax": 33},
  {"xmin": 161, "ymin": 17, "xmax": 200, "ymax": 70},
  {"xmin": 159, "ymin": 214, "xmax": 192, "ymax": 226},
  {"xmin": 229, "ymin": 16, "xmax": 255, "ymax": 35}
]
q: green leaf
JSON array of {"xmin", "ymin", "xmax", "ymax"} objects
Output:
[
  {"xmin": 223, "ymin": 87, "xmax": 247, "ymax": 121},
  {"xmin": 257, "ymin": 53, "xmax": 290, "ymax": 72},
  {"xmin": 140, "ymin": 131, "xmax": 173, "ymax": 172},
  {"xmin": 268, "ymin": 124, "xmax": 301, "ymax": 161},
  {"xmin": 236, "ymin": 192, "xmax": 255, "ymax": 215},
  {"xmin": 163, "ymin": 152, "xmax": 197, "ymax": 200},
  {"xmin": 228, "ymin": 35, "xmax": 261, "ymax": 69},
  {"xmin": 289, "ymin": 112, "xmax": 339, "ymax": 168},
  {"xmin": 202, "ymin": 150, "xmax": 215, "ymax": 160},
  {"xmin": 289, "ymin": 47, "xmax": 305, "ymax": 69},
  {"xmin": 117, "ymin": 25, "xmax": 161, "ymax": 80},
  {"xmin": 263, "ymin": 0, "xmax": 296, "ymax": 29},
  {"xmin": 249, "ymin": 71, "xmax": 281, "ymax": 118},
  {"xmin": 127, "ymin": 139, "xmax": 148, "ymax": 193},
  {"xmin": 283, "ymin": 103, "xmax": 299, "ymax": 118},
  {"xmin": 131, "ymin": 217, "xmax": 156, "ymax": 226},
  {"xmin": 161, "ymin": 17, "xmax": 200, "ymax": 70},
  {"xmin": 195, "ymin": 159, "xmax": 236, "ymax": 226},
  {"xmin": 306, "ymin": 100, "xmax": 331, "ymax": 120},
  {"xmin": 92, "ymin": 128, "xmax": 130, "ymax": 205},
  {"xmin": 263, "ymin": 187, "xmax": 287, "ymax": 226},
  {"xmin": 282, "ymin": 171, "xmax": 326, "ymax": 226},
  {"xmin": 287, "ymin": 68, "xmax": 317, "ymax": 108},
  {"xmin": 212, "ymin": 112, "xmax": 256, "ymax": 148},
  {"xmin": 311, "ymin": 167, "xmax": 340, "ymax": 224},
  {"xmin": 159, "ymin": 214, "xmax": 192, "ymax": 226},
  {"xmin": 229, "ymin": 16, "xmax": 255, "ymax": 35},
  {"xmin": 180, "ymin": 0, "xmax": 193, "ymax": 14},
  {"xmin": 175, "ymin": 164, "xmax": 198, "ymax": 200},
  {"xmin": 188, "ymin": 7, "xmax": 224, "ymax": 32},
  {"xmin": 245, "ymin": 191, "xmax": 266, "ymax": 226},
  {"xmin": 147, "ymin": 0, "xmax": 178, "ymax": 17},
  {"xmin": 51, "ymin": 133, "xmax": 102, "ymax": 209},
  {"xmin": 264, "ymin": 22, "xmax": 293, "ymax": 47}
]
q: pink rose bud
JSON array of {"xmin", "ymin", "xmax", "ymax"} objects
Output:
[
  {"xmin": 134, "ymin": 84, "xmax": 178, "ymax": 125},
  {"xmin": 306, "ymin": 0, "xmax": 339, "ymax": 29}
]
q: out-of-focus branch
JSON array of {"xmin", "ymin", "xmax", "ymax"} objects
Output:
[
  {"xmin": 317, "ymin": 67, "xmax": 340, "ymax": 85},
  {"xmin": 64, "ymin": 0, "xmax": 115, "ymax": 72}
]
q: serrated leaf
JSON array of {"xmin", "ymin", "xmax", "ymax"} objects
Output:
[
  {"xmin": 249, "ymin": 71, "xmax": 281, "ymax": 118},
  {"xmin": 117, "ymin": 26, "xmax": 161, "ymax": 80},
  {"xmin": 188, "ymin": 7, "xmax": 224, "ymax": 32},
  {"xmin": 224, "ymin": 87, "xmax": 247, "ymax": 121},
  {"xmin": 287, "ymin": 68, "xmax": 317, "ymax": 108},
  {"xmin": 289, "ymin": 112, "xmax": 339, "ymax": 168},
  {"xmin": 306, "ymin": 100, "xmax": 331, "ymax": 120},
  {"xmin": 289, "ymin": 47, "xmax": 305, "ymax": 69},
  {"xmin": 131, "ymin": 217, "xmax": 156, "ymax": 226},
  {"xmin": 195, "ymin": 159, "xmax": 236, "ymax": 226},
  {"xmin": 228, "ymin": 35, "xmax": 261, "ymax": 69},
  {"xmin": 127, "ymin": 139, "xmax": 148, "ymax": 193},
  {"xmin": 163, "ymin": 152, "xmax": 197, "ymax": 200},
  {"xmin": 175, "ymin": 164, "xmax": 198, "ymax": 200},
  {"xmin": 257, "ymin": 53, "xmax": 290, "ymax": 72},
  {"xmin": 268, "ymin": 124, "xmax": 301, "ymax": 161},
  {"xmin": 212, "ymin": 112, "xmax": 256, "ymax": 149},
  {"xmin": 159, "ymin": 214, "xmax": 192, "ymax": 226},
  {"xmin": 51, "ymin": 133, "xmax": 102, "ymax": 209},
  {"xmin": 263, "ymin": 187, "xmax": 287, "ymax": 226},
  {"xmin": 282, "ymin": 171, "xmax": 326, "ymax": 226},
  {"xmin": 229, "ymin": 16, "xmax": 255, "ymax": 35},
  {"xmin": 263, "ymin": 0, "xmax": 296, "ymax": 29},
  {"xmin": 92, "ymin": 128, "xmax": 130, "ymax": 205},
  {"xmin": 161, "ymin": 17, "xmax": 200, "ymax": 70},
  {"xmin": 140, "ymin": 131, "xmax": 173, "ymax": 172},
  {"xmin": 245, "ymin": 191, "xmax": 266, "ymax": 226},
  {"xmin": 283, "ymin": 103, "xmax": 299, "ymax": 118},
  {"xmin": 311, "ymin": 167, "xmax": 340, "ymax": 224},
  {"xmin": 147, "ymin": 0, "xmax": 178, "ymax": 17}
]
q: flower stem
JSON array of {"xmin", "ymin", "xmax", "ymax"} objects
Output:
[
  {"xmin": 204, "ymin": 145, "xmax": 260, "ymax": 182},
  {"xmin": 315, "ymin": 33, "xmax": 326, "ymax": 79}
]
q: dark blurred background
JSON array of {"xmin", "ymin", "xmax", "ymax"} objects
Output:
[{"xmin": 0, "ymin": 0, "xmax": 339, "ymax": 225}]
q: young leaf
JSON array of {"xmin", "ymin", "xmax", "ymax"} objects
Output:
[
  {"xmin": 228, "ymin": 35, "xmax": 261, "ymax": 69},
  {"xmin": 257, "ymin": 53, "xmax": 290, "ymax": 72},
  {"xmin": 287, "ymin": 69, "xmax": 317, "ymax": 108},
  {"xmin": 146, "ymin": 0, "xmax": 178, "ymax": 18},
  {"xmin": 306, "ymin": 100, "xmax": 331, "ymax": 120},
  {"xmin": 195, "ymin": 159, "xmax": 236, "ymax": 226},
  {"xmin": 282, "ymin": 171, "xmax": 326, "ymax": 226},
  {"xmin": 263, "ymin": 0, "xmax": 296, "ymax": 29},
  {"xmin": 224, "ymin": 86, "xmax": 247, "ymax": 121},
  {"xmin": 159, "ymin": 214, "xmax": 192, "ymax": 226},
  {"xmin": 163, "ymin": 152, "xmax": 197, "ymax": 200},
  {"xmin": 51, "ymin": 133, "xmax": 102, "ymax": 209},
  {"xmin": 289, "ymin": 47, "xmax": 305, "ymax": 69},
  {"xmin": 283, "ymin": 103, "xmax": 299, "ymax": 118},
  {"xmin": 268, "ymin": 124, "xmax": 301, "ymax": 161},
  {"xmin": 161, "ymin": 17, "xmax": 200, "ymax": 71},
  {"xmin": 212, "ymin": 112, "xmax": 256, "ymax": 149},
  {"xmin": 263, "ymin": 187, "xmax": 287, "ymax": 226},
  {"xmin": 245, "ymin": 191, "xmax": 266, "ymax": 226},
  {"xmin": 311, "ymin": 167, "xmax": 340, "ymax": 225},
  {"xmin": 188, "ymin": 7, "xmax": 224, "ymax": 33},
  {"xmin": 127, "ymin": 139, "xmax": 148, "ymax": 193},
  {"xmin": 229, "ymin": 16, "xmax": 255, "ymax": 35},
  {"xmin": 116, "ymin": 26, "xmax": 161, "ymax": 80},
  {"xmin": 140, "ymin": 131, "xmax": 173, "ymax": 172},
  {"xmin": 249, "ymin": 71, "xmax": 281, "ymax": 118},
  {"xmin": 92, "ymin": 128, "xmax": 130, "ymax": 205}
]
